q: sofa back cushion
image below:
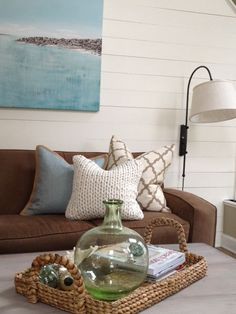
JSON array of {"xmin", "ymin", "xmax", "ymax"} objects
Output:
[
  {"xmin": 66, "ymin": 155, "xmax": 144, "ymax": 220},
  {"xmin": 21, "ymin": 146, "xmax": 108, "ymax": 216},
  {"xmin": 0, "ymin": 149, "xmax": 107, "ymax": 215}
]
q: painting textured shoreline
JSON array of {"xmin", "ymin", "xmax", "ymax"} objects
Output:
[{"xmin": 17, "ymin": 37, "xmax": 102, "ymax": 55}]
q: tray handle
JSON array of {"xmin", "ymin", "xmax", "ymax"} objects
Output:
[
  {"xmin": 143, "ymin": 217, "xmax": 188, "ymax": 253},
  {"xmin": 26, "ymin": 253, "xmax": 85, "ymax": 303}
]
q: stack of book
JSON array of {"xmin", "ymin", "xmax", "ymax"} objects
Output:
[{"xmin": 147, "ymin": 245, "xmax": 186, "ymax": 281}]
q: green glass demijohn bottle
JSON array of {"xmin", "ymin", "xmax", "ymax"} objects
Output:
[{"xmin": 74, "ymin": 199, "xmax": 149, "ymax": 301}]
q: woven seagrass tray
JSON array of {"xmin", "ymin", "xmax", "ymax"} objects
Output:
[{"xmin": 15, "ymin": 217, "xmax": 207, "ymax": 314}]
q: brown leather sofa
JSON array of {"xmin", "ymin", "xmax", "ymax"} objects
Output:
[{"xmin": 0, "ymin": 149, "xmax": 217, "ymax": 254}]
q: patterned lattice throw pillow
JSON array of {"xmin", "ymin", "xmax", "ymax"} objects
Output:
[
  {"xmin": 66, "ymin": 155, "xmax": 144, "ymax": 220},
  {"xmin": 107, "ymin": 136, "xmax": 175, "ymax": 212}
]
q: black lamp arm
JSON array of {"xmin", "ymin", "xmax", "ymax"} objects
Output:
[{"xmin": 179, "ymin": 65, "xmax": 213, "ymax": 190}]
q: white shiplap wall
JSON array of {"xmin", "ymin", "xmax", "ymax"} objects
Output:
[{"xmin": 1, "ymin": 0, "xmax": 236, "ymax": 246}]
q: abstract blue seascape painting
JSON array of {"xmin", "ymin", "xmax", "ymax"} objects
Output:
[{"xmin": 0, "ymin": 0, "xmax": 103, "ymax": 111}]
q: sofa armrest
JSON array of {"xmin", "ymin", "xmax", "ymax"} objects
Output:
[{"xmin": 163, "ymin": 188, "xmax": 217, "ymax": 246}]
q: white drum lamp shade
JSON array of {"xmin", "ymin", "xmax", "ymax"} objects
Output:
[
  {"xmin": 190, "ymin": 80, "xmax": 236, "ymax": 123},
  {"xmin": 179, "ymin": 65, "xmax": 236, "ymax": 190}
]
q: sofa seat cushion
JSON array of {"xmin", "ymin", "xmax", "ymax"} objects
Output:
[
  {"xmin": 93, "ymin": 212, "xmax": 190, "ymax": 245},
  {"xmin": 0, "ymin": 215, "xmax": 94, "ymax": 254}
]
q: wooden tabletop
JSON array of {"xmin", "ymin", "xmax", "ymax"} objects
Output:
[{"xmin": 0, "ymin": 243, "xmax": 236, "ymax": 314}]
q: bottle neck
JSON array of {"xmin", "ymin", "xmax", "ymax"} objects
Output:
[{"xmin": 102, "ymin": 201, "xmax": 123, "ymax": 231}]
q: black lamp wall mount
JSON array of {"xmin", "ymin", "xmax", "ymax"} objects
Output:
[{"xmin": 179, "ymin": 65, "xmax": 213, "ymax": 191}]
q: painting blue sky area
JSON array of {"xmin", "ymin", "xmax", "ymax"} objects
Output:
[{"xmin": 0, "ymin": 0, "xmax": 103, "ymax": 37}]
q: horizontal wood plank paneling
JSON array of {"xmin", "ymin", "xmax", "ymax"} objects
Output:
[
  {"xmin": 165, "ymin": 172, "xmax": 235, "ymax": 189},
  {"xmin": 0, "ymin": 106, "xmax": 180, "ymax": 124},
  {"xmin": 187, "ymin": 142, "xmax": 236, "ymax": 157},
  {"xmin": 168, "ymin": 157, "xmax": 235, "ymax": 174},
  {"xmin": 102, "ymin": 37, "xmax": 236, "ymax": 65},
  {"xmin": 0, "ymin": 120, "xmax": 177, "ymax": 148},
  {"xmin": 104, "ymin": 0, "xmax": 236, "ymax": 17},
  {"xmin": 101, "ymin": 71, "xmax": 185, "ymax": 93},
  {"xmin": 102, "ymin": 55, "xmax": 236, "ymax": 80},
  {"xmin": 185, "ymin": 187, "xmax": 234, "ymax": 213},
  {"xmin": 104, "ymin": 1, "xmax": 236, "ymax": 33},
  {"xmin": 189, "ymin": 126, "xmax": 236, "ymax": 142},
  {"xmin": 103, "ymin": 20, "xmax": 236, "ymax": 50},
  {"xmin": 101, "ymin": 73, "xmax": 236, "ymax": 97},
  {"xmin": 101, "ymin": 89, "xmax": 185, "ymax": 109}
]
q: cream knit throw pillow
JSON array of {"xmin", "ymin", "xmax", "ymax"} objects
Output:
[
  {"xmin": 107, "ymin": 136, "xmax": 175, "ymax": 212},
  {"xmin": 66, "ymin": 155, "xmax": 144, "ymax": 220}
]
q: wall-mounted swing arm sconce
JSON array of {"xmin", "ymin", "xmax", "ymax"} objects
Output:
[{"xmin": 179, "ymin": 65, "xmax": 236, "ymax": 191}]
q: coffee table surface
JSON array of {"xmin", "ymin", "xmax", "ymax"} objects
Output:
[{"xmin": 0, "ymin": 243, "xmax": 236, "ymax": 314}]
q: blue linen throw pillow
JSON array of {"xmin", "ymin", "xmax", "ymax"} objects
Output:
[{"xmin": 20, "ymin": 145, "xmax": 108, "ymax": 215}]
